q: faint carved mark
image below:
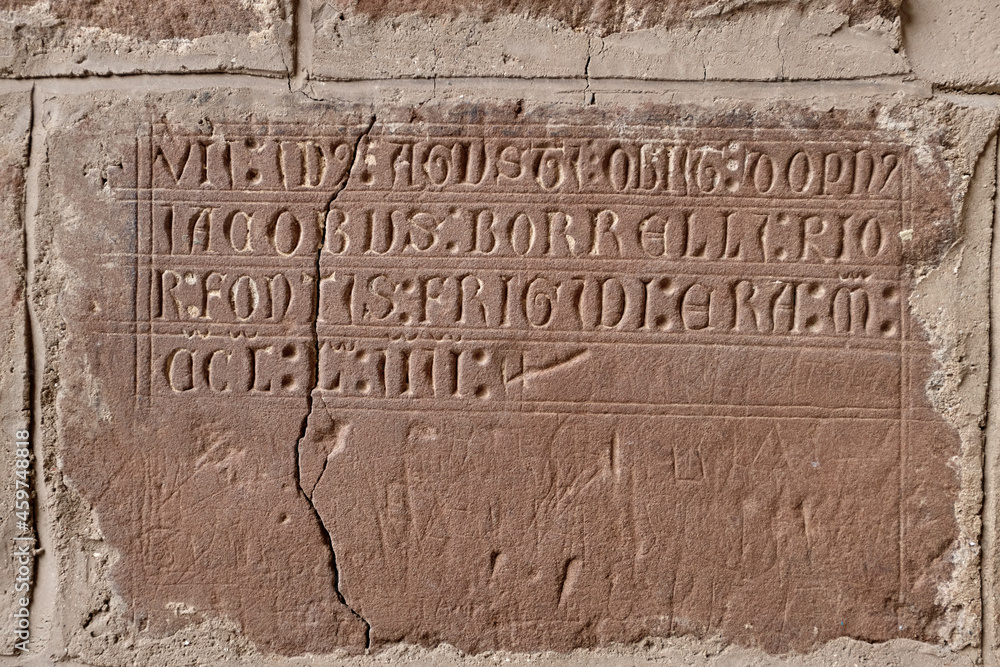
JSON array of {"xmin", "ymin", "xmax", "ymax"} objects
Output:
[
  {"xmin": 505, "ymin": 348, "xmax": 590, "ymax": 386},
  {"xmin": 557, "ymin": 557, "xmax": 582, "ymax": 607}
]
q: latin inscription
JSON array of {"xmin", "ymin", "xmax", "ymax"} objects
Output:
[{"xmin": 126, "ymin": 126, "xmax": 907, "ymax": 408}]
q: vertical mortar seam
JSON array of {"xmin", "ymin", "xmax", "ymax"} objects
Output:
[
  {"xmin": 23, "ymin": 81, "xmax": 56, "ymax": 657},
  {"xmin": 16, "ymin": 82, "xmax": 38, "ymax": 659},
  {"xmin": 291, "ymin": 0, "xmax": 314, "ymax": 92},
  {"xmin": 983, "ymin": 130, "xmax": 1000, "ymax": 667}
]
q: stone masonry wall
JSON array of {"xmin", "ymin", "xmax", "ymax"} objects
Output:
[{"xmin": 3, "ymin": 1, "xmax": 1000, "ymax": 666}]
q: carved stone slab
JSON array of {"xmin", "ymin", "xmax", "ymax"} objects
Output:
[
  {"xmin": 0, "ymin": 91, "xmax": 31, "ymax": 656},
  {"xmin": 39, "ymin": 91, "xmax": 984, "ymax": 658}
]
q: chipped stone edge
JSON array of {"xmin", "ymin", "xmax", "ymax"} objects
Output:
[{"xmin": 888, "ymin": 100, "xmax": 1000, "ymax": 648}]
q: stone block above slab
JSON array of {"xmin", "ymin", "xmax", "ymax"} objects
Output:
[
  {"xmin": 0, "ymin": 0, "xmax": 292, "ymax": 77},
  {"xmin": 903, "ymin": 0, "xmax": 1000, "ymax": 92},
  {"xmin": 309, "ymin": 1, "xmax": 907, "ymax": 81}
]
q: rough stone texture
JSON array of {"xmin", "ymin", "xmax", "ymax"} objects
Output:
[
  {"xmin": 903, "ymin": 0, "xmax": 1000, "ymax": 93},
  {"xmin": 344, "ymin": 0, "xmax": 900, "ymax": 35},
  {"xmin": 309, "ymin": 1, "xmax": 906, "ymax": 81},
  {"xmin": 309, "ymin": 7, "xmax": 590, "ymax": 80},
  {"xmin": 589, "ymin": 5, "xmax": 907, "ymax": 81},
  {"xmin": 15, "ymin": 0, "xmax": 261, "ymax": 41},
  {"xmin": 0, "ymin": 90, "xmax": 32, "ymax": 656},
  {"xmin": 909, "ymin": 105, "xmax": 999, "ymax": 652},
  {"xmin": 0, "ymin": 0, "xmax": 292, "ymax": 77},
  {"xmin": 44, "ymin": 634, "xmax": 990, "ymax": 667},
  {"xmin": 988, "ymin": 137, "xmax": 1000, "ymax": 667},
  {"xmin": 30, "ymin": 80, "xmax": 993, "ymax": 665}
]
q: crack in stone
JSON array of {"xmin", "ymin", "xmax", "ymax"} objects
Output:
[
  {"xmin": 306, "ymin": 405, "xmax": 350, "ymax": 500},
  {"xmin": 309, "ymin": 449, "xmax": 329, "ymax": 499},
  {"xmin": 583, "ymin": 34, "xmax": 594, "ymax": 105},
  {"xmin": 293, "ymin": 112, "xmax": 376, "ymax": 650},
  {"xmin": 777, "ymin": 31, "xmax": 785, "ymax": 80}
]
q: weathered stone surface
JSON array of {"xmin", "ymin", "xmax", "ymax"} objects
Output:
[
  {"xmin": 309, "ymin": 1, "xmax": 906, "ymax": 81},
  {"xmin": 903, "ymin": 0, "xmax": 1000, "ymax": 92},
  {"xmin": 0, "ymin": 89, "xmax": 32, "ymax": 656},
  {"xmin": 37, "ymin": 85, "xmax": 992, "ymax": 662},
  {"xmin": 589, "ymin": 5, "xmax": 907, "ymax": 81},
  {"xmin": 0, "ymin": 0, "xmax": 292, "ymax": 77},
  {"xmin": 309, "ymin": 6, "xmax": 589, "ymax": 80},
  {"xmin": 343, "ymin": 0, "xmax": 900, "ymax": 34}
]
